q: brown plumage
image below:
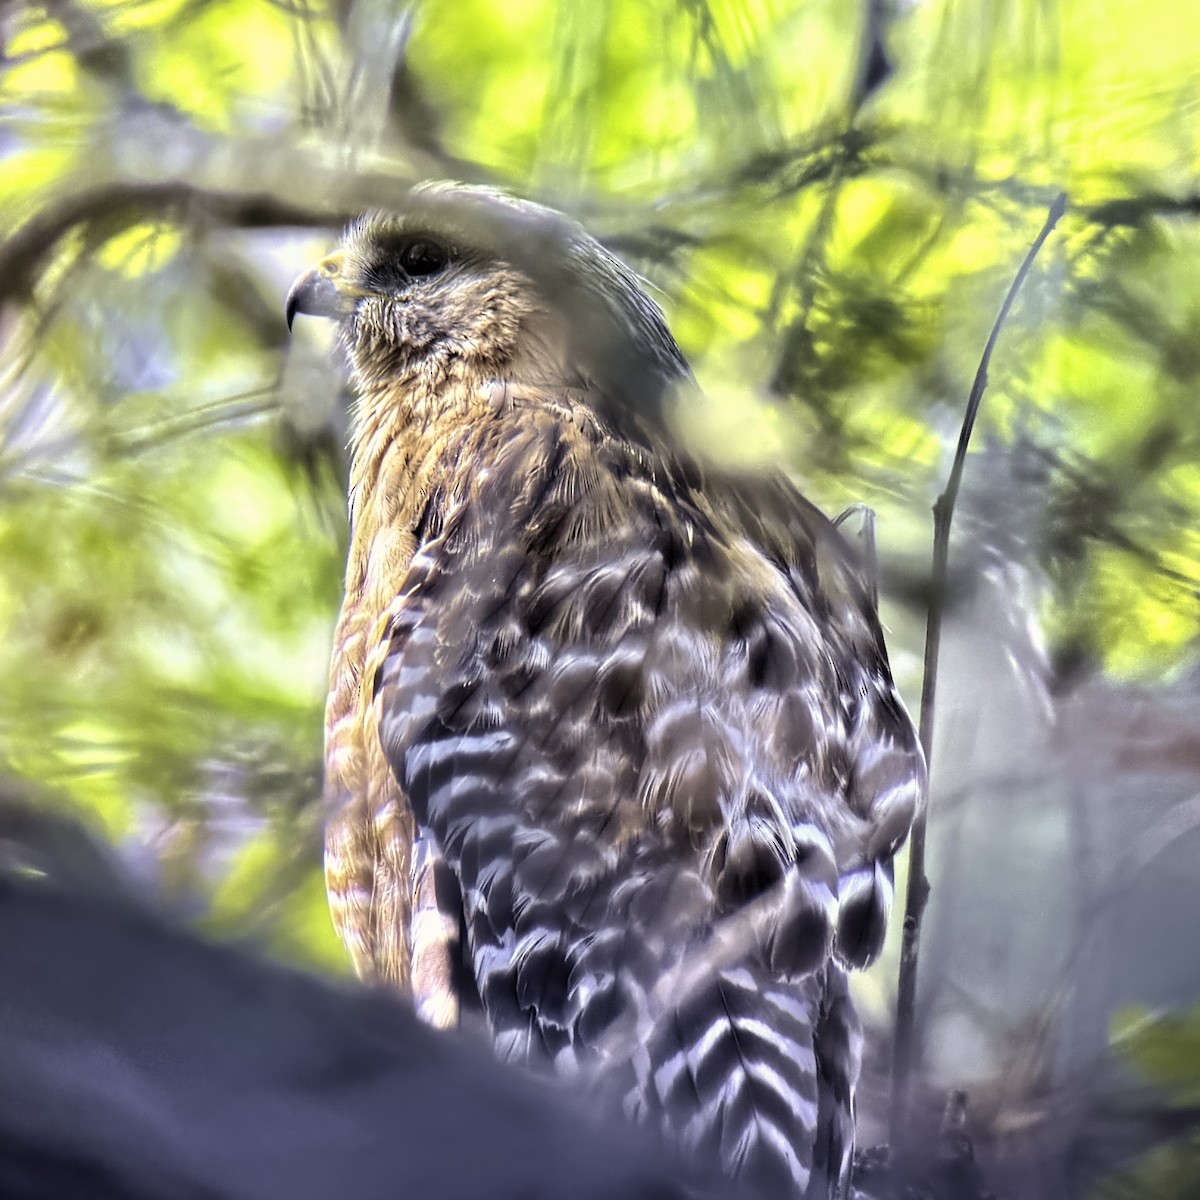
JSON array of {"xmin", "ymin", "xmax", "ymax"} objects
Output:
[{"xmin": 287, "ymin": 183, "xmax": 925, "ymax": 1197}]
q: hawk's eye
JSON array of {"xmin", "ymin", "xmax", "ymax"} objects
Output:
[{"xmin": 400, "ymin": 240, "xmax": 449, "ymax": 278}]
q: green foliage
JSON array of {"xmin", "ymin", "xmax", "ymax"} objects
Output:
[
  {"xmin": 1097, "ymin": 1006, "xmax": 1200, "ymax": 1199},
  {"xmin": 0, "ymin": 0, "xmax": 1197, "ymax": 1060}
]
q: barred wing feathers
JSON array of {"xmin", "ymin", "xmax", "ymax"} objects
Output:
[{"xmin": 371, "ymin": 390, "xmax": 923, "ymax": 1194}]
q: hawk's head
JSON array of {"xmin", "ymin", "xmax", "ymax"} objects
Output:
[{"xmin": 287, "ymin": 183, "xmax": 691, "ymax": 431}]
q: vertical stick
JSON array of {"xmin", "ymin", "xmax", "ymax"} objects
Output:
[{"xmin": 888, "ymin": 192, "xmax": 1068, "ymax": 1143}]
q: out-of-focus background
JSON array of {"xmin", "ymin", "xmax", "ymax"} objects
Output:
[{"xmin": 1, "ymin": 0, "xmax": 1199, "ymax": 1192}]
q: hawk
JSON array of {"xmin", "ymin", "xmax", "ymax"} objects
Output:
[{"xmin": 286, "ymin": 183, "xmax": 925, "ymax": 1198}]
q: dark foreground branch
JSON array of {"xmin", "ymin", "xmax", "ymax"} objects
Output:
[{"xmin": 0, "ymin": 870, "xmax": 702, "ymax": 1200}]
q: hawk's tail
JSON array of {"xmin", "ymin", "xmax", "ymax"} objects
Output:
[
  {"xmin": 601, "ymin": 843, "xmax": 857, "ymax": 1198},
  {"xmin": 630, "ymin": 961, "xmax": 858, "ymax": 1199}
]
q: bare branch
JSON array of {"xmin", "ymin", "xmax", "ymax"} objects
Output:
[
  {"xmin": 0, "ymin": 182, "xmax": 350, "ymax": 305},
  {"xmin": 889, "ymin": 190, "xmax": 1068, "ymax": 1141}
]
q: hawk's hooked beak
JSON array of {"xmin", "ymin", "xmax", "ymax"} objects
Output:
[{"xmin": 285, "ymin": 251, "xmax": 361, "ymax": 330}]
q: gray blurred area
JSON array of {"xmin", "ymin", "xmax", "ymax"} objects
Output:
[
  {"xmin": 856, "ymin": 443, "xmax": 1200, "ymax": 1194},
  {"xmin": 0, "ymin": 795, "xmax": 704, "ymax": 1200}
]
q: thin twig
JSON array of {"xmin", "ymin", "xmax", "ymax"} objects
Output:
[
  {"xmin": 0, "ymin": 182, "xmax": 350, "ymax": 305},
  {"xmin": 888, "ymin": 191, "xmax": 1068, "ymax": 1142}
]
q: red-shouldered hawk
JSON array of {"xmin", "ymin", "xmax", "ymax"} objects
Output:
[{"xmin": 286, "ymin": 183, "xmax": 925, "ymax": 1197}]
